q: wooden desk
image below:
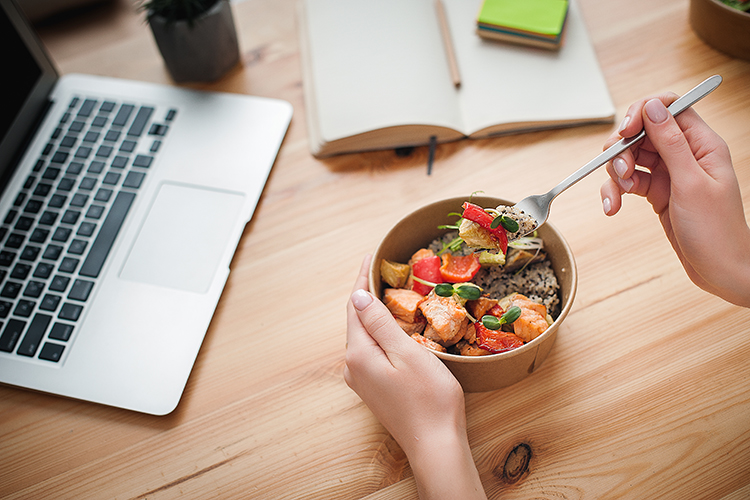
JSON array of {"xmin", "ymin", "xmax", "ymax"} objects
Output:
[{"xmin": 2, "ymin": 0, "xmax": 750, "ymax": 498}]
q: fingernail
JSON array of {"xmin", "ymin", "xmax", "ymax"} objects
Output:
[
  {"xmin": 613, "ymin": 157, "xmax": 628, "ymax": 178},
  {"xmin": 602, "ymin": 197, "xmax": 612, "ymax": 215},
  {"xmin": 618, "ymin": 176, "xmax": 634, "ymax": 193},
  {"xmin": 617, "ymin": 115, "xmax": 630, "ymax": 134},
  {"xmin": 644, "ymin": 99, "xmax": 669, "ymax": 124},
  {"xmin": 351, "ymin": 289, "xmax": 374, "ymax": 310}
]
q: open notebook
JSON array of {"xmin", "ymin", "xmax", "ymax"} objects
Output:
[
  {"xmin": 298, "ymin": 0, "xmax": 614, "ymax": 157},
  {"xmin": 0, "ymin": 0, "xmax": 292, "ymax": 415}
]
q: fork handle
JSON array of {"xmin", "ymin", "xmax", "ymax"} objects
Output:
[{"xmin": 546, "ymin": 75, "xmax": 723, "ymax": 201}]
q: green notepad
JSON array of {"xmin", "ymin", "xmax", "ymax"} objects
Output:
[{"xmin": 478, "ymin": 0, "xmax": 568, "ymax": 36}]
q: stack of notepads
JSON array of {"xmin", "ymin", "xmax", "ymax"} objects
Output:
[{"xmin": 477, "ymin": 0, "xmax": 569, "ymax": 50}]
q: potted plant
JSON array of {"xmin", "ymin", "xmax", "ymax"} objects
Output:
[{"xmin": 140, "ymin": 0, "xmax": 241, "ymax": 82}]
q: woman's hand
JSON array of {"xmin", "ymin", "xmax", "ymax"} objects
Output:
[
  {"xmin": 601, "ymin": 95, "xmax": 750, "ymax": 307},
  {"xmin": 345, "ymin": 256, "xmax": 486, "ymax": 499}
]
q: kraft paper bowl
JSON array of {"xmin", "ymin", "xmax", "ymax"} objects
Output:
[
  {"xmin": 370, "ymin": 196, "xmax": 577, "ymax": 392},
  {"xmin": 690, "ymin": 0, "xmax": 750, "ymax": 61}
]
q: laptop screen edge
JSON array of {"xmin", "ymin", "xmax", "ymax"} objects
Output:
[{"xmin": 0, "ymin": 0, "xmax": 59, "ymax": 194}]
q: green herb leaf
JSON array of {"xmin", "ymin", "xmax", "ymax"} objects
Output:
[
  {"xmin": 454, "ymin": 283, "xmax": 482, "ymax": 300},
  {"xmin": 500, "ymin": 216, "xmax": 520, "ymax": 233},
  {"xmin": 481, "ymin": 315, "xmax": 502, "ymax": 330},
  {"xmin": 434, "ymin": 283, "xmax": 455, "ymax": 297},
  {"xmin": 501, "ymin": 306, "xmax": 522, "ymax": 324}
]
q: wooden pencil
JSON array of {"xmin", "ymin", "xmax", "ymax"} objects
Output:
[{"xmin": 435, "ymin": 0, "xmax": 461, "ymax": 87}]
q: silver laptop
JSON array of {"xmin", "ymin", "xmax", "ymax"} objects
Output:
[{"xmin": 0, "ymin": 0, "xmax": 292, "ymax": 414}]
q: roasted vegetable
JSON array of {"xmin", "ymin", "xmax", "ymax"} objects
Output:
[
  {"xmin": 440, "ymin": 253, "xmax": 481, "ymax": 282},
  {"xmin": 380, "ymin": 259, "xmax": 411, "ymax": 288}
]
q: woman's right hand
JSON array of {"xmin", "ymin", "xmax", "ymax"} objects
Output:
[{"xmin": 600, "ymin": 95, "xmax": 750, "ymax": 307}]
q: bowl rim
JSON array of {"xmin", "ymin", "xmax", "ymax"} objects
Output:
[
  {"xmin": 702, "ymin": 0, "xmax": 750, "ymax": 18},
  {"xmin": 370, "ymin": 195, "xmax": 578, "ymax": 364}
]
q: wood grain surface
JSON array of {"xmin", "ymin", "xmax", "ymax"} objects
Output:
[{"xmin": 2, "ymin": 0, "xmax": 749, "ymax": 498}]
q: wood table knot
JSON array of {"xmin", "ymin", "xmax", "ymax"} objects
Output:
[{"xmin": 497, "ymin": 443, "xmax": 532, "ymax": 483}]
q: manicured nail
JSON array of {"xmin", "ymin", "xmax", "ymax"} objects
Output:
[
  {"xmin": 618, "ymin": 176, "xmax": 634, "ymax": 193},
  {"xmin": 613, "ymin": 157, "xmax": 628, "ymax": 178},
  {"xmin": 351, "ymin": 289, "xmax": 374, "ymax": 310},
  {"xmin": 602, "ymin": 197, "xmax": 612, "ymax": 215},
  {"xmin": 644, "ymin": 99, "xmax": 669, "ymax": 124},
  {"xmin": 617, "ymin": 115, "xmax": 630, "ymax": 134}
]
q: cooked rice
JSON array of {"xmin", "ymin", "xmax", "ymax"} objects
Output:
[
  {"xmin": 491, "ymin": 205, "xmax": 538, "ymax": 241},
  {"xmin": 429, "ymin": 231, "xmax": 561, "ymax": 318},
  {"xmin": 473, "ymin": 261, "xmax": 560, "ymax": 317}
]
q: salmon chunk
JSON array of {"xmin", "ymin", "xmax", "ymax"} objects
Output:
[
  {"xmin": 383, "ymin": 288, "xmax": 424, "ymax": 323},
  {"xmin": 396, "ymin": 317, "xmax": 425, "ymax": 335},
  {"xmin": 418, "ymin": 292, "xmax": 468, "ymax": 346},
  {"xmin": 466, "ymin": 296, "xmax": 498, "ymax": 320},
  {"xmin": 510, "ymin": 294, "xmax": 549, "ymax": 342},
  {"xmin": 411, "ymin": 334, "xmax": 447, "ymax": 353}
]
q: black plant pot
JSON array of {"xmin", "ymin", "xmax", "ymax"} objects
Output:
[{"xmin": 148, "ymin": 0, "xmax": 241, "ymax": 82}]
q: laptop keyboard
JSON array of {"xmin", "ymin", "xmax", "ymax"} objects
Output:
[{"xmin": 0, "ymin": 96, "xmax": 175, "ymax": 363}]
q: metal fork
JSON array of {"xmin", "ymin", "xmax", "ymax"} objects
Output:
[{"xmin": 512, "ymin": 74, "xmax": 723, "ymax": 233}]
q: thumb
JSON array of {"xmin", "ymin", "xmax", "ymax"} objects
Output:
[
  {"xmin": 350, "ymin": 289, "xmax": 415, "ymax": 354},
  {"xmin": 642, "ymin": 98, "xmax": 706, "ymax": 186}
]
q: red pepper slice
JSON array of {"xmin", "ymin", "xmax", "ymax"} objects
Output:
[
  {"xmin": 475, "ymin": 322, "xmax": 525, "ymax": 354},
  {"xmin": 411, "ymin": 255, "xmax": 442, "ymax": 295},
  {"xmin": 461, "ymin": 202, "xmax": 508, "ymax": 253},
  {"xmin": 440, "ymin": 253, "xmax": 481, "ymax": 283}
]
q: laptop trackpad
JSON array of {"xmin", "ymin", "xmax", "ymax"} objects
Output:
[{"xmin": 120, "ymin": 183, "xmax": 245, "ymax": 293}]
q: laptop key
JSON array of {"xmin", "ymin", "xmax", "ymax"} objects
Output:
[
  {"xmin": 69, "ymin": 279, "xmax": 94, "ymax": 301},
  {"xmin": 0, "ymin": 251, "xmax": 16, "ymax": 267},
  {"xmin": 14, "ymin": 216, "xmax": 34, "ymax": 232},
  {"xmin": 38, "ymin": 342, "xmax": 64, "ymax": 362},
  {"xmin": 94, "ymin": 188, "xmax": 112, "ymax": 202},
  {"xmin": 40, "ymin": 294, "xmax": 62, "ymax": 312},
  {"xmin": 77, "ymin": 222, "xmax": 96, "ymax": 237},
  {"xmin": 49, "ymin": 194, "xmax": 67, "ymax": 208},
  {"xmin": 6, "ymin": 234, "xmax": 25, "ymax": 249},
  {"xmin": 39, "ymin": 211, "xmax": 59, "ymax": 226},
  {"xmin": 58, "ymin": 257, "xmax": 79, "ymax": 274},
  {"xmin": 33, "ymin": 183, "xmax": 52, "ymax": 198},
  {"xmin": 23, "ymin": 281, "xmax": 45, "ymax": 298},
  {"xmin": 50, "ymin": 276, "xmax": 70, "ymax": 292},
  {"xmin": 112, "ymin": 104, "xmax": 135, "ymax": 127},
  {"xmin": 0, "ymin": 301, "xmax": 11, "ymax": 319},
  {"xmin": 42, "ymin": 245, "xmax": 63, "ymax": 261},
  {"xmin": 42, "ymin": 166, "xmax": 61, "ymax": 180},
  {"xmin": 29, "ymin": 228, "xmax": 49, "ymax": 243},
  {"xmin": 19, "ymin": 245, "xmax": 41, "ymax": 261},
  {"xmin": 52, "ymin": 227, "xmax": 73, "ymax": 242},
  {"xmin": 80, "ymin": 191, "xmax": 135, "ymax": 278},
  {"xmin": 10, "ymin": 263, "xmax": 31, "ymax": 280},
  {"xmin": 123, "ymin": 171, "xmax": 145, "ymax": 189},
  {"xmin": 33, "ymin": 262, "xmax": 54, "ymax": 279},
  {"xmin": 0, "ymin": 319, "xmax": 26, "ymax": 352},
  {"xmin": 127, "ymin": 106, "xmax": 154, "ymax": 137},
  {"xmin": 77, "ymin": 99, "xmax": 97, "ymax": 118},
  {"xmin": 17, "ymin": 313, "xmax": 52, "ymax": 357},
  {"xmin": 100, "ymin": 101, "xmax": 116, "ymax": 113},
  {"xmin": 58, "ymin": 303, "xmax": 83, "ymax": 321},
  {"xmin": 13, "ymin": 300, "xmax": 35, "ymax": 318},
  {"xmin": 1, "ymin": 281, "xmax": 22, "ymax": 298},
  {"xmin": 49, "ymin": 322, "xmax": 73, "ymax": 341},
  {"xmin": 68, "ymin": 239, "xmax": 87, "ymax": 255},
  {"xmin": 133, "ymin": 154, "xmax": 153, "ymax": 168}
]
